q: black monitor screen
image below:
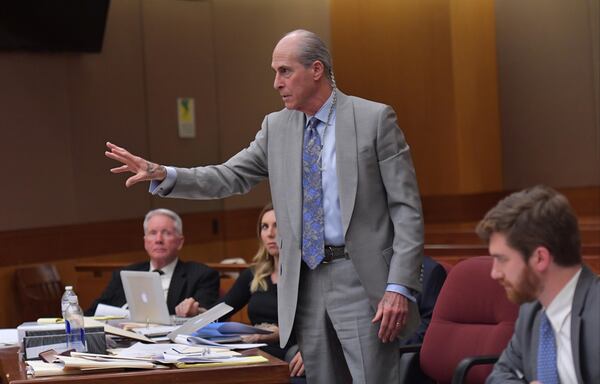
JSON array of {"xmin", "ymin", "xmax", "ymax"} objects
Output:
[{"xmin": 0, "ymin": 0, "xmax": 110, "ymax": 53}]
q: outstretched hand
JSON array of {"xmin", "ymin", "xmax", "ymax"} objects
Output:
[{"xmin": 105, "ymin": 142, "xmax": 166, "ymax": 187}]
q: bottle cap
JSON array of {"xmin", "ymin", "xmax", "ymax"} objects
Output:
[{"xmin": 65, "ymin": 286, "xmax": 73, "ymax": 290}]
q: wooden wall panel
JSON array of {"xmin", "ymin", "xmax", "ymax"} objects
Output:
[
  {"xmin": 1, "ymin": 186, "xmax": 598, "ymax": 327},
  {"xmin": 67, "ymin": 0, "xmax": 151, "ymax": 223},
  {"xmin": 331, "ymin": 0, "xmax": 460, "ymax": 195},
  {"xmin": 0, "ymin": 56, "xmax": 77, "ymax": 230},
  {"xmin": 211, "ymin": 0, "xmax": 331, "ymax": 210},
  {"xmin": 449, "ymin": 0, "xmax": 502, "ymax": 192},
  {"xmin": 331, "ymin": 0, "xmax": 502, "ymax": 195},
  {"xmin": 141, "ymin": 0, "xmax": 223, "ymax": 215},
  {"xmin": 495, "ymin": 0, "xmax": 600, "ymax": 189}
]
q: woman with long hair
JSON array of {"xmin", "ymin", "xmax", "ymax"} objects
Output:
[{"xmin": 221, "ymin": 203, "xmax": 304, "ymax": 379}]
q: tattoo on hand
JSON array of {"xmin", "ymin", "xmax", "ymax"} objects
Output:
[{"xmin": 146, "ymin": 162, "xmax": 164, "ymax": 176}]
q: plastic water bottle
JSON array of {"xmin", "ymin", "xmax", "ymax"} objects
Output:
[
  {"xmin": 61, "ymin": 286, "xmax": 77, "ymax": 319},
  {"xmin": 64, "ymin": 296, "xmax": 87, "ymax": 352}
]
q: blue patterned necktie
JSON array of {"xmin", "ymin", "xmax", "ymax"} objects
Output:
[
  {"xmin": 302, "ymin": 117, "xmax": 325, "ymax": 269},
  {"xmin": 537, "ymin": 312, "xmax": 559, "ymax": 384}
]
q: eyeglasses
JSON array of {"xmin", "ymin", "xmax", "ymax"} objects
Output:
[{"xmin": 145, "ymin": 229, "xmax": 179, "ymax": 239}]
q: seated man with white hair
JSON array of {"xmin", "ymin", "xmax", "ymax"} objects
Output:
[{"xmin": 85, "ymin": 208, "xmax": 219, "ymax": 317}]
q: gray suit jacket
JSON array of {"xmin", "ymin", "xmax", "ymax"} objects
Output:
[
  {"xmin": 161, "ymin": 91, "xmax": 424, "ymax": 346},
  {"xmin": 486, "ymin": 266, "xmax": 600, "ymax": 383}
]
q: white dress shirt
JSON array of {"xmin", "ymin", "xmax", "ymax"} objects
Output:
[
  {"xmin": 149, "ymin": 257, "xmax": 178, "ymax": 299},
  {"xmin": 544, "ymin": 267, "xmax": 582, "ymax": 384}
]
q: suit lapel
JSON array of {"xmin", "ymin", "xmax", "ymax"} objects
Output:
[
  {"xmin": 166, "ymin": 260, "xmax": 185, "ymax": 310},
  {"xmin": 334, "ymin": 92, "xmax": 358, "ymax": 236},
  {"xmin": 134, "ymin": 262, "xmax": 150, "ymax": 272},
  {"xmin": 570, "ymin": 266, "xmax": 592, "ymax": 383},
  {"xmin": 284, "ymin": 112, "xmax": 305, "ymax": 243}
]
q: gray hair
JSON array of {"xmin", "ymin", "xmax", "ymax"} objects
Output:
[
  {"xmin": 143, "ymin": 208, "xmax": 183, "ymax": 235},
  {"xmin": 284, "ymin": 29, "xmax": 336, "ymax": 87}
]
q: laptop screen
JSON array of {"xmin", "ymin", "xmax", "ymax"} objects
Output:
[{"xmin": 120, "ymin": 270, "xmax": 172, "ymax": 325}]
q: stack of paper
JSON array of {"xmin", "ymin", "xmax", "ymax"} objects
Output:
[
  {"xmin": 112, "ymin": 342, "xmax": 267, "ymax": 366},
  {"xmin": 0, "ymin": 329, "xmax": 18, "ymax": 346},
  {"xmin": 174, "ymin": 355, "xmax": 269, "ymax": 368},
  {"xmin": 113, "ymin": 342, "xmax": 234, "ymax": 361},
  {"xmin": 173, "ymin": 334, "xmax": 266, "ymax": 350},
  {"xmin": 26, "ymin": 352, "xmax": 165, "ymax": 377}
]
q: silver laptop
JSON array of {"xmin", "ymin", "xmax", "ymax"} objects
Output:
[{"xmin": 120, "ymin": 270, "xmax": 172, "ymax": 325}]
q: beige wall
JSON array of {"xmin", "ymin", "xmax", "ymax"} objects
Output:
[
  {"xmin": 0, "ymin": 0, "xmax": 330, "ymax": 232},
  {"xmin": 1, "ymin": 0, "xmax": 599, "ymax": 328},
  {"xmin": 330, "ymin": 0, "xmax": 599, "ymax": 194},
  {"xmin": 211, "ymin": 0, "xmax": 330, "ymax": 210},
  {"xmin": 1, "ymin": 1, "xmax": 151, "ymax": 231},
  {"xmin": 495, "ymin": 0, "xmax": 600, "ymax": 188},
  {"xmin": 2, "ymin": 0, "xmax": 598, "ymax": 232},
  {"xmin": 0, "ymin": 0, "xmax": 330, "ymax": 327}
]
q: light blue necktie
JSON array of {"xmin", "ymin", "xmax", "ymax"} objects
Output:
[
  {"xmin": 302, "ymin": 117, "xmax": 325, "ymax": 269},
  {"xmin": 537, "ymin": 312, "xmax": 559, "ymax": 384}
]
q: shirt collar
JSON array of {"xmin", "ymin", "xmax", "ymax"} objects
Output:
[
  {"xmin": 305, "ymin": 91, "xmax": 336, "ymax": 126},
  {"xmin": 150, "ymin": 257, "xmax": 178, "ymax": 277},
  {"xmin": 545, "ymin": 267, "xmax": 582, "ymax": 333}
]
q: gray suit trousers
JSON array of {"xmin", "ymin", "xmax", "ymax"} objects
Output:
[{"xmin": 295, "ymin": 258, "xmax": 400, "ymax": 383}]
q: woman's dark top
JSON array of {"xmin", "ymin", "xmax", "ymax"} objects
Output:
[
  {"xmin": 222, "ymin": 268, "xmax": 279, "ymax": 326},
  {"xmin": 220, "ymin": 268, "xmax": 292, "ymax": 360}
]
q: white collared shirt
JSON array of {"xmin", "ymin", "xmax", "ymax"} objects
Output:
[
  {"xmin": 544, "ymin": 268, "xmax": 582, "ymax": 384},
  {"xmin": 149, "ymin": 257, "xmax": 178, "ymax": 299}
]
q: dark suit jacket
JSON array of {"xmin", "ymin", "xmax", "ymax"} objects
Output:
[
  {"xmin": 85, "ymin": 259, "xmax": 220, "ymax": 316},
  {"xmin": 400, "ymin": 256, "xmax": 447, "ymax": 345},
  {"xmin": 486, "ymin": 265, "xmax": 600, "ymax": 383}
]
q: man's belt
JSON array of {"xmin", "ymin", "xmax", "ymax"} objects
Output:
[{"xmin": 322, "ymin": 245, "xmax": 348, "ymax": 263}]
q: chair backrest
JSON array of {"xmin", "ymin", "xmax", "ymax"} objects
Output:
[
  {"xmin": 419, "ymin": 256, "xmax": 519, "ymax": 384},
  {"xmin": 436, "ymin": 260, "xmax": 454, "ymax": 275},
  {"xmin": 15, "ymin": 264, "xmax": 64, "ymax": 322}
]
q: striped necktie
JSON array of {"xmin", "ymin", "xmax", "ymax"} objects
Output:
[{"xmin": 301, "ymin": 117, "xmax": 325, "ymax": 269}]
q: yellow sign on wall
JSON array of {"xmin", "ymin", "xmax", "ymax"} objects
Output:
[{"xmin": 177, "ymin": 97, "xmax": 196, "ymax": 138}]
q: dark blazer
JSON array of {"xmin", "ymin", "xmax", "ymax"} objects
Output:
[
  {"xmin": 85, "ymin": 259, "xmax": 220, "ymax": 316},
  {"xmin": 400, "ymin": 256, "xmax": 447, "ymax": 345},
  {"xmin": 486, "ymin": 265, "xmax": 600, "ymax": 383}
]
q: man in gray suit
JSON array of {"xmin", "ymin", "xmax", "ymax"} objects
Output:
[
  {"xmin": 477, "ymin": 185, "xmax": 599, "ymax": 384},
  {"xmin": 106, "ymin": 29, "xmax": 423, "ymax": 383}
]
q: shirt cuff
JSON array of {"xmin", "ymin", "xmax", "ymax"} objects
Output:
[
  {"xmin": 149, "ymin": 166, "xmax": 176, "ymax": 196},
  {"xmin": 386, "ymin": 284, "xmax": 417, "ymax": 303}
]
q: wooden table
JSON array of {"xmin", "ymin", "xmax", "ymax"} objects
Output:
[{"xmin": 0, "ymin": 347, "xmax": 289, "ymax": 384}]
